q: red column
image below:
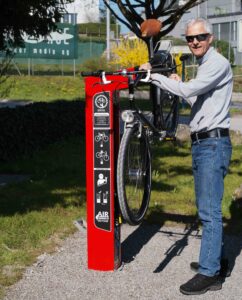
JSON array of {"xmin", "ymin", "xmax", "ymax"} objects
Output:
[{"xmin": 85, "ymin": 76, "xmax": 128, "ymax": 271}]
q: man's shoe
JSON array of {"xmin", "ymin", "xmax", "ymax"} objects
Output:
[
  {"xmin": 180, "ymin": 273, "xmax": 222, "ymax": 295},
  {"xmin": 190, "ymin": 258, "xmax": 231, "ymax": 277}
]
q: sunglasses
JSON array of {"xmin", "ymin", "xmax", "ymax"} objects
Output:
[{"xmin": 185, "ymin": 33, "xmax": 210, "ymax": 43}]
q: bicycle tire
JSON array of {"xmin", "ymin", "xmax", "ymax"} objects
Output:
[
  {"xmin": 151, "ymin": 51, "xmax": 179, "ymax": 137},
  {"xmin": 117, "ymin": 124, "xmax": 151, "ymax": 225},
  {"xmin": 160, "ymin": 91, "xmax": 179, "ymax": 136}
]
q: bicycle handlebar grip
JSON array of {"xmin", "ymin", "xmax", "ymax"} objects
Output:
[
  {"xmin": 151, "ymin": 67, "xmax": 174, "ymax": 73},
  {"xmin": 81, "ymin": 71, "xmax": 101, "ymax": 77}
]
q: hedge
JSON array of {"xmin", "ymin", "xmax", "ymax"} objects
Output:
[
  {"xmin": 78, "ymin": 22, "xmax": 120, "ymax": 37},
  {"xmin": 0, "ymin": 100, "xmax": 85, "ymax": 161}
]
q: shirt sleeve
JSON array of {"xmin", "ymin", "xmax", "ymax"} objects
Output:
[{"xmin": 151, "ymin": 59, "xmax": 231, "ymax": 106}]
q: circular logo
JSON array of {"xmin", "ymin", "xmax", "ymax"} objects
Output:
[{"xmin": 95, "ymin": 95, "xmax": 108, "ymax": 109}]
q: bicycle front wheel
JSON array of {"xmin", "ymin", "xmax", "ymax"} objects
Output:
[{"xmin": 117, "ymin": 124, "xmax": 151, "ymax": 225}]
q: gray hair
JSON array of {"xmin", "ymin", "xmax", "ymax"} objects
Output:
[{"xmin": 185, "ymin": 18, "xmax": 213, "ymax": 34}]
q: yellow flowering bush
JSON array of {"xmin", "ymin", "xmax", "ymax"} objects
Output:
[
  {"xmin": 111, "ymin": 38, "xmax": 149, "ymax": 68},
  {"xmin": 173, "ymin": 52, "xmax": 188, "ymax": 80},
  {"xmin": 173, "ymin": 52, "xmax": 183, "ymax": 78}
]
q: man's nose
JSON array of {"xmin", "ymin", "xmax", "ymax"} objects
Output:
[{"xmin": 193, "ymin": 37, "xmax": 199, "ymax": 44}]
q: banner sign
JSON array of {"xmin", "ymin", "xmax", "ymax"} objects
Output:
[{"xmin": 1, "ymin": 23, "xmax": 78, "ymax": 59}]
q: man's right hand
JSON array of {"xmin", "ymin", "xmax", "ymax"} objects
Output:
[
  {"xmin": 139, "ymin": 62, "xmax": 152, "ymax": 70},
  {"xmin": 169, "ymin": 74, "xmax": 182, "ymax": 81}
]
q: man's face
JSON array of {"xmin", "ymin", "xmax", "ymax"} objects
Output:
[{"xmin": 185, "ymin": 22, "xmax": 213, "ymax": 58}]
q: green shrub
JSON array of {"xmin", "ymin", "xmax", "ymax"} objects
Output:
[
  {"xmin": 213, "ymin": 39, "xmax": 235, "ymax": 64},
  {"xmin": 78, "ymin": 22, "xmax": 120, "ymax": 38},
  {"xmin": 80, "ymin": 56, "xmax": 115, "ymax": 72},
  {"xmin": 0, "ymin": 100, "xmax": 85, "ymax": 161}
]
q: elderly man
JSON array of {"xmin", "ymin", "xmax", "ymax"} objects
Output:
[{"xmin": 141, "ymin": 18, "xmax": 233, "ymax": 295}]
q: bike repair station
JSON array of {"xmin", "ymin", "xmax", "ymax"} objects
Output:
[{"xmin": 85, "ymin": 73, "xmax": 129, "ymax": 271}]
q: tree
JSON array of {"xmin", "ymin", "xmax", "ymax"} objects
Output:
[
  {"xmin": 0, "ymin": 0, "xmax": 73, "ymax": 52},
  {"xmin": 103, "ymin": 0, "xmax": 206, "ymax": 53},
  {"xmin": 100, "ymin": 6, "xmax": 117, "ymax": 24}
]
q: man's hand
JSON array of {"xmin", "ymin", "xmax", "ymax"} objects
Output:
[
  {"xmin": 139, "ymin": 62, "xmax": 152, "ymax": 70},
  {"xmin": 169, "ymin": 74, "xmax": 181, "ymax": 81}
]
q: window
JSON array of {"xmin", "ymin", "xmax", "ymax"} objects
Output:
[
  {"xmin": 220, "ymin": 22, "xmax": 230, "ymax": 41},
  {"xmin": 61, "ymin": 13, "xmax": 77, "ymax": 25},
  {"xmin": 212, "ymin": 24, "xmax": 219, "ymax": 39},
  {"xmin": 213, "ymin": 22, "xmax": 237, "ymax": 42}
]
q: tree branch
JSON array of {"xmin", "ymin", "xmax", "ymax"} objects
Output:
[
  {"xmin": 104, "ymin": 0, "xmax": 206, "ymax": 40},
  {"xmin": 126, "ymin": 0, "xmax": 143, "ymax": 24},
  {"xmin": 103, "ymin": 0, "xmax": 133, "ymax": 32},
  {"xmin": 162, "ymin": 0, "xmax": 205, "ymax": 28}
]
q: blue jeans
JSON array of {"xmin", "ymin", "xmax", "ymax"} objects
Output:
[{"xmin": 192, "ymin": 136, "xmax": 232, "ymax": 276}]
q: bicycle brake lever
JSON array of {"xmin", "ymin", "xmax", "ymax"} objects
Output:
[
  {"xmin": 101, "ymin": 71, "xmax": 112, "ymax": 84},
  {"xmin": 140, "ymin": 69, "xmax": 151, "ymax": 82}
]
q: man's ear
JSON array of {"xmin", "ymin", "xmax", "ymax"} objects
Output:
[{"xmin": 209, "ymin": 34, "xmax": 214, "ymax": 45}]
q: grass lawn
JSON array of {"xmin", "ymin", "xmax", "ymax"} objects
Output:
[
  {"xmin": 0, "ymin": 137, "xmax": 86, "ymax": 297},
  {"xmin": 0, "ymin": 135, "xmax": 242, "ymax": 297},
  {"xmin": 147, "ymin": 142, "xmax": 242, "ymax": 233},
  {"xmin": 0, "ymin": 76, "xmax": 85, "ymax": 102},
  {"xmin": 0, "ymin": 72, "xmax": 242, "ymax": 104}
]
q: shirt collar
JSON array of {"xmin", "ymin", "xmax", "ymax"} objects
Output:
[{"xmin": 196, "ymin": 47, "xmax": 214, "ymax": 65}]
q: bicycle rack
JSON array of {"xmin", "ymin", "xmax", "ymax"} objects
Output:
[{"xmin": 84, "ymin": 75, "xmax": 129, "ymax": 271}]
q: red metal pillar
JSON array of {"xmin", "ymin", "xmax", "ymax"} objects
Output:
[{"xmin": 85, "ymin": 76, "xmax": 128, "ymax": 271}]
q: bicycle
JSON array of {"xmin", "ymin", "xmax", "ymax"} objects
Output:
[{"xmin": 82, "ymin": 20, "xmax": 181, "ymax": 226}]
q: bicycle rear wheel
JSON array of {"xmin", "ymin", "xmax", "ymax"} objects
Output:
[
  {"xmin": 160, "ymin": 91, "xmax": 179, "ymax": 136},
  {"xmin": 117, "ymin": 124, "xmax": 151, "ymax": 225},
  {"xmin": 151, "ymin": 85, "xmax": 179, "ymax": 137}
]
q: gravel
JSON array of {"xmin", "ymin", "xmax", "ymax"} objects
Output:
[{"xmin": 4, "ymin": 224, "xmax": 242, "ymax": 300}]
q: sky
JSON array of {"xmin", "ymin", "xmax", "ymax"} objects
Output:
[{"xmin": 99, "ymin": 0, "xmax": 132, "ymax": 33}]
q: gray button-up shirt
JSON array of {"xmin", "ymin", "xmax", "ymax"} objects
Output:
[{"xmin": 151, "ymin": 47, "xmax": 233, "ymax": 133}]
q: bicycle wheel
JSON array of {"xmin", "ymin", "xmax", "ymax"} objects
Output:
[
  {"xmin": 160, "ymin": 91, "xmax": 179, "ymax": 137},
  {"xmin": 117, "ymin": 124, "xmax": 151, "ymax": 225},
  {"xmin": 150, "ymin": 85, "xmax": 179, "ymax": 138}
]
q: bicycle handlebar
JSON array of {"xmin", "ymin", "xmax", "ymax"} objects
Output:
[{"xmin": 81, "ymin": 66, "xmax": 176, "ymax": 78}]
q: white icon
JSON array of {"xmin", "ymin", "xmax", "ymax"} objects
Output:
[
  {"xmin": 96, "ymin": 191, "xmax": 109, "ymax": 204},
  {"xmin": 95, "ymin": 95, "xmax": 108, "ymax": 109},
  {"xmin": 103, "ymin": 191, "xmax": 108, "ymax": 204},
  {"xmin": 97, "ymin": 173, "xmax": 108, "ymax": 187},
  {"xmin": 95, "ymin": 132, "xmax": 109, "ymax": 147},
  {"xmin": 96, "ymin": 150, "xmax": 109, "ymax": 165},
  {"xmin": 95, "ymin": 211, "xmax": 109, "ymax": 222},
  {"xmin": 96, "ymin": 191, "xmax": 101, "ymax": 204}
]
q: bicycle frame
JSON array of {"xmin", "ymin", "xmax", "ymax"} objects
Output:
[
  {"xmin": 122, "ymin": 75, "xmax": 167, "ymax": 140},
  {"xmin": 81, "ymin": 37, "xmax": 178, "ymax": 141}
]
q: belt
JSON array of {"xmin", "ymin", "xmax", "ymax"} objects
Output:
[{"xmin": 191, "ymin": 128, "xmax": 229, "ymax": 142}]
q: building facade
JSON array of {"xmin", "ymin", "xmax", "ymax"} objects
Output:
[
  {"xmin": 169, "ymin": 0, "xmax": 242, "ymax": 65},
  {"xmin": 64, "ymin": 0, "xmax": 100, "ymax": 24}
]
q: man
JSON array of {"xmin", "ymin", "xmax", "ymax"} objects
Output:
[{"xmin": 140, "ymin": 18, "xmax": 233, "ymax": 295}]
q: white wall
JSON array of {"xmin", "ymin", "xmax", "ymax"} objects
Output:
[{"xmin": 65, "ymin": 0, "xmax": 100, "ymax": 24}]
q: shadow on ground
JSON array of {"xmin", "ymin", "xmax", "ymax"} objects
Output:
[{"xmin": 122, "ymin": 206, "xmax": 242, "ymax": 278}]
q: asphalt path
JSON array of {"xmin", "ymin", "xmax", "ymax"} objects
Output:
[{"xmin": 4, "ymin": 224, "xmax": 242, "ymax": 300}]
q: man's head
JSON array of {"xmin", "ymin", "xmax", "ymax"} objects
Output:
[{"xmin": 185, "ymin": 18, "xmax": 213, "ymax": 58}]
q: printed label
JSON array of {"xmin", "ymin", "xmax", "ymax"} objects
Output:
[
  {"xmin": 93, "ymin": 92, "xmax": 111, "ymax": 231},
  {"xmin": 93, "ymin": 93, "xmax": 110, "ymax": 128}
]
